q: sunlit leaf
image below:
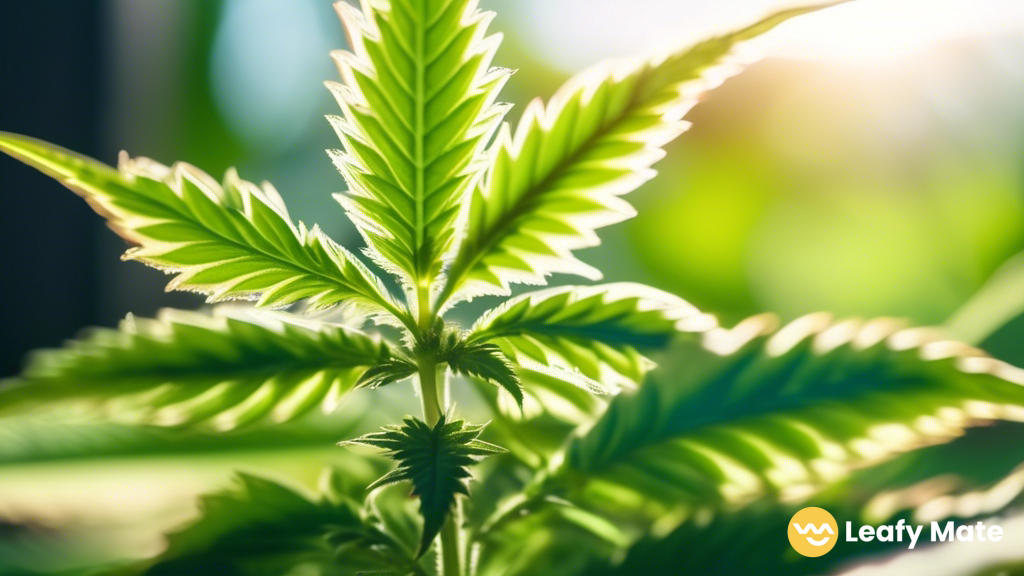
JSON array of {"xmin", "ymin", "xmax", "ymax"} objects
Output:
[
  {"xmin": 439, "ymin": 6, "xmax": 832, "ymax": 305},
  {"xmin": 1, "ymin": 307, "xmax": 395, "ymax": 431},
  {"xmin": 328, "ymin": 0, "xmax": 510, "ymax": 295},
  {"xmin": 560, "ymin": 313, "xmax": 1024, "ymax": 511},
  {"xmin": 0, "ymin": 132, "xmax": 405, "ymax": 321},
  {"xmin": 469, "ymin": 283, "xmax": 711, "ymax": 391},
  {"xmin": 583, "ymin": 428, "xmax": 1024, "ymax": 576},
  {"xmin": 851, "ymin": 421, "xmax": 1024, "ymax": 525},
  {"xmin": 357, "ymin": 357, "xmax": 420, "ymax": 389},
  {"xmin": 437, "ymin": 331, "xmax": 523, "ymax": 408}
]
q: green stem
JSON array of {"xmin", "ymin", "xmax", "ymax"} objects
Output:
[
  {"xmin": 418, "ymin": 356, "xmax": 442, "ymax": 425},
  {"xmin": 417, "ymin": 357, "xmax": 463, "ymax": 576},
  {"xmin": 417, "ymin": 285, "xmax": 433, "ymax": 332},
  {"xmin": 440, "ymin": 500, "xmax": 464, "ymax": 576}
]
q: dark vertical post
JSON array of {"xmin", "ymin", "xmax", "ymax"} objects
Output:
[{"xmin": 0, "ymin": 1, "xmax": 105, "ymax": 375}]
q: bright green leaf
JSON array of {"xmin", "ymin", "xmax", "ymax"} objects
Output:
[
  {"xmin": 560, "ymin": 313, "xmax": 1024, "ymax": 511},
  {"xmin": 436, "ymin": 330, "xmax": 523, "ymax": 408},
  {"xmin": 469, "ymin": 283, "xmax": 711, "ymax": 390},
  {"xmin": 357, "ymin": 357, "xmax": 420, "ymax": 389},
  {"xmin": 581, "ymin": 424, "xmax": 1024, "ymax": 576},
  {"xmin": 0, "ymin": 132, "xmax": 403, "ymax": 320},
  {"xmin": 1, "ymin": 307, "xmax": 395, "ymax": 430},
  {"xmin": 439, "ymin": 6, "xmax": 832, "ymax": 305},
  {"xmin": 465, "ymin": 367, "xmax": 607, "ymax": 469},
  {"xmin": 328, "ymin": 0, "xmax": 510, "ymax": 295}
]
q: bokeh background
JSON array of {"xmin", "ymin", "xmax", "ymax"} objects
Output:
[{"xmin": 1, "ymin": 0, "xmax": 1023, "ymax": 574}]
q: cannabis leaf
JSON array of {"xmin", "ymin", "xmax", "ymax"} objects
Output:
[
  {"xmin": 469, "ymin": 283, "xmax": 710, "ymax": 390},
  {"xmin": 0, "ymin": 132, "xmax": 404, "ymax": 321},
  {"xmin": 437, "ymin": 6, "xmax": 830, "ymax": 306},
  {"xmin": 583, "ymin": 430, "xmax": 1024, "ymax": 576},
  {"xmin": 133, "ymin": 470, "xmax": 424, "ymax": 576},
  {"xmin": 344, "ymin": 415, "xmax": 505, "ymax": 556},
  {"xmin": 473, "ymin": 316, "xmax": 1024, "ymax": 576},
  {"xmin": 0, "ymin": 411, "xmax": 368, "ymax": 470},
  {"xmin": 486, "ymin": 368, "xmax": 604, "ymax": 425},
  {"xmin": 850, "ymin": 421, "xmax": 1024, "ymax": 525},
  {"xmin": 357, "ymin": 357, "xmax": 420, "ymax": 388},
  {"xmin": 559, "ymin": 313, "xmax": 1024, "ymax": 510},
  {"xmin": 578, "ymin": 504, "xmax": 822, "ymax": 576},
  {"xmin": 328, "ymin": 0, "xmax": 510, "ymax": 298},
  {"xmin": 435, "ymin": 329, "xmax": 523, "ymax": 407},
  {"xmin": 0, "ymin": 2, "xmax": 925, "ymax": 575},
  {"xmin": 0, "ymin": 307, "xmax": 393, "ymax": 430}
]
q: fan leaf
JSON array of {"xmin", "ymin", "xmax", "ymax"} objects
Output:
[
  {"xmin": 132, "ymin": 470, "xmax": 423, "ymax": 576},
  {"xmin": 357, "ymin": 357, "xmax": 420, "ymax": 389},
  {"xmin": 446, "ymin": 343, "xmax": 523, "ymax": 407},
  {"xmin": 344, "ymin": 415, "xmax": 505, "ymax": 556},
  {"xmin": 559, "ymin": 313, "xmax": 1024, "ymax": 512},
  {"xmin": 844, "ymin": 421, "xmax": 1024, "ymax": 526},
  {"xmin": 1, "ymin": 307, "xmax": 395, "ymax": 430},
  {"xmin": 469, "ymin": 283, "xmax": 711, "ymax": 391},
  {"xmin": 583, "ymin": 424, "xmax": 1024, "ymax": 576},
  {"xmin": 0, "ymin": 132, "xmax": 404, "ymax": 321},
  {"xmin": 433, "ymin": 328, "xmax": 524, "ymax": 408},
  {"xmin": 328, "ymin": 0, "xmax": 510, "ymax": 295},
  {"xmin": 577, "ymin": 503, "xmax": 843, "ymax": 576},
  {"xmin": 438, "ymin": 6, "xmax": 830, "ymax": 305}
]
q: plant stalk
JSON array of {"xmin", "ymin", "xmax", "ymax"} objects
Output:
[
  {"xmin": 416, "ymin": 285, "xmax": 433, "ymax": 331},
  {"xmin": 417, "ymin": 356, "xmax": 463, "ymax": 576},
  {"xmin": 418, "ymin": 356, "xmax": 443, "ymax": 426}
]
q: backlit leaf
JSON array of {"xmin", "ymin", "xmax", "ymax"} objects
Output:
[
  {"xmin": 328, "ymin": 0, "xmax": 510, "ymax": 296},
  {"xmin": 560, "ymin": 313, "xmax": 1024, "ymax": 512},
  {"xmin": 439, "ymin": 6, "xmax": 831, "ymax": 305},
  {"xmin": 1, "ymin": 307, "xmax": 394, "ymax": 430},
  {"xmin": 0, "ymin": 132, "xmax": 403, "ymax": 320},
  {"xmin": 469, "ymin": 283, "xmax": 712, "ymax": 391}
]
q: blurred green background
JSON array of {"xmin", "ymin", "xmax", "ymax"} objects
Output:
[{"xmin": 1, "ymin": 0, "xmax": 1023, "ymax": 574}]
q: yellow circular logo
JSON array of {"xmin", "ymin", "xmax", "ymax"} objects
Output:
[{"xmin": 788, "ymin": 507, "xmax": 838, "ymax": 557}]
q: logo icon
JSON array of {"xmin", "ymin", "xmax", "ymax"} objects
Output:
[{"xmin": 788, "ymin": 507, "xmax": 838, "ymax": 557}]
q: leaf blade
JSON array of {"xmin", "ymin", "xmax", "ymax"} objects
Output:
[
  {"xmin": 0, "ymin": 132, "xmax": 405, "ymax": 322},
  {"xmin": 439, "ymin": 5, "xmax": 832, "ymax": 305},
  {"xmin": 1, "ymin": 306, "xmax": 396, "ymax": 430},
  {"xmin": 132, "ymin": 470, "xmax": 423, "ymax": 576},
  {"xmin": 345, "ymin": 415, "xmax": 505, "ymax": 556},
  {"xmin": 559, "ymin": 313, "xmax": 1024, "ymax": 512},
  {"xmin": 328, "ymin": 0, "xmax": 510, "ymax": 294},
  {"xmin": 470, "ymin": 283, "xmax": 712, "ymax": 390}
]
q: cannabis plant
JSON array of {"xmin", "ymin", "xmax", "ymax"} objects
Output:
[{"xmin": 4, "ymin": 1, "xmax": 1024, "ymax": 575}]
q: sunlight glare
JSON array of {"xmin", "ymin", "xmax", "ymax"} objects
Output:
[{"xmin": 507, "ymin": 0, "xmax": 1024, "ymax": 70}]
